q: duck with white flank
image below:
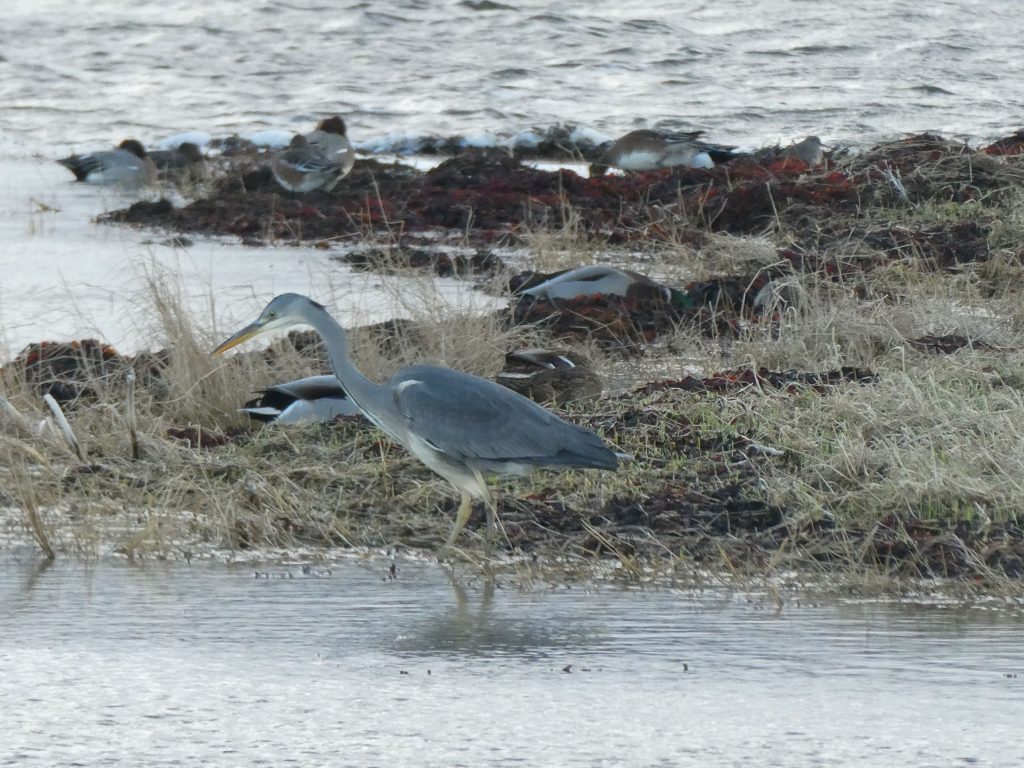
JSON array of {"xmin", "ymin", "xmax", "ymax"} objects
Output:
[
  {"xmin": 589, "ymin": 129, "xmax": 735, "ymax": 177},
  {"xmin": 519, "ymin": 264, "xmax": 694, "ymax": 307},
  {"xmin": 57, "ymin": 139, "xmax": 158, "ymax": 186},
  {"xmin": 241, "ymin": 374, "xmax": 360, "ymax": 425}
]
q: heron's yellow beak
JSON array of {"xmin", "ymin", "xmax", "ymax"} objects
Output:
[{"xmin": 212, "ymin": 321, "xmax": 266, "ymax": 355}]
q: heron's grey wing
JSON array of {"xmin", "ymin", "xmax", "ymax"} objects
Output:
[{"xmin": 390, "ymin": 366, "xmax": 616, "ymax": 469}]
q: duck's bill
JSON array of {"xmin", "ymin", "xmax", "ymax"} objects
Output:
[{"xmin": 212, "ymin": 322, "xmax": 264, "ymax": 355}]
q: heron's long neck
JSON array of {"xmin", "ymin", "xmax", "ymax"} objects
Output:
[{"xmin": 308, "ymin": 309, "xmax": 390, "ymax": 418}]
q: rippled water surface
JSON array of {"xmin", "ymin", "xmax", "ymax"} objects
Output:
[
  {"xmin": 1, "ymin": 558, "xmax": 1021, "ymax": 766},
  {"xmin": 2, "ymin": 0, "xmax": 1023, "ymax": 151}
]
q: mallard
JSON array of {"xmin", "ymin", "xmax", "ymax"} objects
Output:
[
  {"xmin": 495, "ymin": 349, "xmax": 603, "ymax": 404},
  {"xmin": 241, "ymin": 374, "xmax": 359, "ymax": 424}
]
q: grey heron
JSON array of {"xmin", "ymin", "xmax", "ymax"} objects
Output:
[{"xmin": 213, "ymin": 294, "xmax": 620, "ymax": 550}]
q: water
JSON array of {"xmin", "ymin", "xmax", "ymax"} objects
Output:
[
  {"xmin": 2, "ymin": 0, "xmax": 1022, "ymax": 149},
  {"xmin": 1, "ymin": 557, "xmax": 1021, "ymax": 766},
  {"xmin": 0, "ymin": 157, "xmax": 501, "ymax": 357},
  {"xmin": 1, "ymin": 0, "xmax": 1022, "ymax": 351}
]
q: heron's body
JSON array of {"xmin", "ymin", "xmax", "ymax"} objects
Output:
[{"xmin": 214, "ymin": 294, "xmax": 619, "ymax": 551}]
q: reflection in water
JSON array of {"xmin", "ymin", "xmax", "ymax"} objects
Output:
[
  {"xmin": 0, "ymin": 557, "xmax": 1021, "ymax": 767},
  {"xmin": 392, "ymin": 573, "xmax": 597, "ymax": 658}
]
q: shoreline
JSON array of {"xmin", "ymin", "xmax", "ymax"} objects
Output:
[{"xmin": 3, "ymin": 130, "xmax": 1024, "ymax": 596}]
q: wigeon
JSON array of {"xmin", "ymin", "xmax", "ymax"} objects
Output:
[
  {"xmin": 57, "ymin": 139, "xmax": 158, "ymax": 186},
  {"xmin": 589, "ymin": 129, "xmax": 735, "ymax": 177},
  {"xmin": 305, "ymin": 116, "xmax": 355, "ymax": 177},
  {"xmin": 270, "ymin": 134, "xmax": 347, "ymax": 193}
]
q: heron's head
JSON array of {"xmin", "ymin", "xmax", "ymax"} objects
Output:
[{"xmin": 212, "ymin": 293, "xmax": 325, "ymax": 355}]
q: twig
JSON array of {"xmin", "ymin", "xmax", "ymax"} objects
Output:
[
  {"xmin": 126, "ymin": 369, "xmax": 140, "ymax": 459},
  {"xmin": 0, "ymin": 396, "xmax": 36, "ymax": 437},
  {"xmin": 42, "ymin": 394, "xmax": 85, "ymax": 462},
  {"xmin": 24, "ymin": 494, "xmax": 55, "ymax": 560}
]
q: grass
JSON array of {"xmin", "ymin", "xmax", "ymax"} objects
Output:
[{"xmin": 3, "ymin": 138, "xmax": 1024, "ymax": 595}]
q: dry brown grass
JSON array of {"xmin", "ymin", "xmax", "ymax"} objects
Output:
[{"xmin": 3, "ymin": 150, "xmax": 1024, "ymax": 596}]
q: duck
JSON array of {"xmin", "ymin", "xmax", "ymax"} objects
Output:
[
  {"xmin": 782, "ymin": 136, "xmax": 826, "ymax": 166},
  {"xmin": 495, "ymin": 349, "xmax": 603, "ymax": 404},
  {"xmin": 755, "ymin": 136, "xmax": 828, "ymax": 167},
  {"xmin": 304, "ymin": 116, "xmax": 355, "ymax": 177},
  {"xmin": 517, "ymin": 265, "xmax": 693, "ymax": 307},
  {"xmin": 241, "ymin": 374, "xmax": 359, "ymax": 425},
  {"xmin": 148, "ymin": 141, "xmax": 207, "ymax": 181},
  {"xmin": 270, "ymin": 134, "xmax": 348, "ymax": 193},
  {"xmin": 589, "ymin": 129, "xmax": 736, "ymax": 177},
  {"xmin": 56, "ymin": 139, "xmax": 158, "ymax": 186}
]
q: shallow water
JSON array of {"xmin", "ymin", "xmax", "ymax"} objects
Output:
[
  {"xmin": 0, "ymin": 156, "xmax": 502, "ymax": 357},
  {"xmin": 1, "ymin": 557, "xmax": 1021, "ymax": 766}
]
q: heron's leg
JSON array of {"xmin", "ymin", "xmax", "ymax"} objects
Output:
[
  {"xmin": 474, "ymin": 471, "xmax": 499, "ymax": 554},
  {"xmin": 443, "ymin": 490, "xmax": 475, "ymax": 551}
]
